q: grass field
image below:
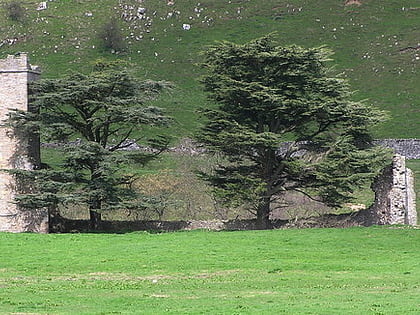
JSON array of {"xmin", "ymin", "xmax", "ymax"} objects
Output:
[
  {"xmin": 1, "ymin": 0, "xmax": 419, "ymax": 139},
  {"xmin": 1, "ymin": 227, "xmax": 419, "ymax": 314}
]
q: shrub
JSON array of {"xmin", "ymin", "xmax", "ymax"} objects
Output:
[
  {"xmin": 3, "ymin": 0, "xmax": 25, "ymax": 22},
  {"xmin": 99, "ymin": 18, "xmax": 126, "ymax": 53}
]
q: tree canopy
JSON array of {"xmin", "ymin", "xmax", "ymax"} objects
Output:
[
  {"xmin": 198, "ymin": 35, "xmax": 390, "ymax": 228},
  {"xmin": 6, "ymin": 61, "xmax": 172, "ymax": 229}
]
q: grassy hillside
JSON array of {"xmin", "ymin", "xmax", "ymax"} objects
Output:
[
  {"xmin": 1, "ymin": 227, "xmax": 419, "ymax": 314},
  {"xmin": 0, "ymin": 0, "xmax": 419, "ymax": 140}
]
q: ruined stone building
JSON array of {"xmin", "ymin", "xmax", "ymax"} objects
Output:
[
  {"xmin": 370, "ymin": 154, "xmax": 417, "ymax": 225},
  {"xmin": 0, "ymin": 53, "xmax": 48, "ymax": 232}
]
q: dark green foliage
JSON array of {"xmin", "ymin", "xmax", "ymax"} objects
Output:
[
  {"xmin": 3, "ymin": 0, "xmax": 25, "ymax": 22},
  {"xmin": 99, "ymin": 17, "xmax": 126, "ymax": 53},
  {"xmin": 5, "ymin": 62, "xmax": 172, "ymax": 229},
  {"xmin": 7, "ymin": 168, "xmax": 78, "ymax": 209},
  {"xmin": 198, "ymin": 35, "xmax": 391, "ymax": 228}
]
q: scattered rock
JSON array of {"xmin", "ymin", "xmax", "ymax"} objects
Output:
[
  {"xmin": 399, "ymin": 45, "xmax": 420, "ymax": 53},
  {"xmin": 345, "ymin": 0, "xmax": 362, "ymax": 6},
  {"xmin": 37, "ymin": 2, "xmax": 47, "ymax": 11}
]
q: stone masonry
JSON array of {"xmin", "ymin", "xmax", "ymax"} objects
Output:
[
  {"xmin": 0, "ymin": 53, "xmax": 48, "ymax": 233},
  {"xmin": 373, "ymin": 139, "xmax": 420, "ymax": 159},
  {"xmin": 370, "ymin": 154, "xmax": 417, "ymax": 225}
]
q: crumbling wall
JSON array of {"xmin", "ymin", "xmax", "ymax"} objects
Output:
[
  {"xmin": 370, "ymin": 154, "xmax": 417, "ymax": 225},
  {"xmin": 0, "ymin": 53, "xmax": 47, "ymax": 233}
]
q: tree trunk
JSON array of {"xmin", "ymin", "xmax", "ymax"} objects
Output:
[
  {"xmin": 89, "ymin": 210, "xmax": 102, "ymax": 230},
  {"xmin": 255, "ymin": 197, "xmax": 272, "ymax": 229},
  {"xmin": 49, "ymin": 206, "xmax": 64, "ymax": 233},
  {"xmin": 89, "ymin": 197, "xmax": 102, "ymax": 230},
  {"xmin": 89, "ymin": 170, "xmax": 102, "ymax": 230}
]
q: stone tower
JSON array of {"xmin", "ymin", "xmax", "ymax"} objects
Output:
[{"xmin": 0, "ymin": 53, "xmax": 48, "ymax": 233}]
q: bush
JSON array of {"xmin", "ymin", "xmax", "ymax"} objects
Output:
[
  {"xmin": 99, "ymin": 18, "xmax": 126, "ymax": 53},
  {"xmin": 3, "ymin": 1, "xmax": 25, "ymax": 22}
]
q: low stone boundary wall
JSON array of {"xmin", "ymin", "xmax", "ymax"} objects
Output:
[
  {"xmin": 43, "ymin": 139, "xmax": 420, "ymax": 159},
  {"xmin": 373, "ymin": 139, "xmax": 420, "ymax": 159},
  {"xmin": 51, "ymin": 211, "xmax": 373, "ymax": 233}
]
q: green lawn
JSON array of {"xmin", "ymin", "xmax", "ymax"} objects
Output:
[{"xmin": 1, "ymin": 227, "xmax": 419, "ymax": 314}]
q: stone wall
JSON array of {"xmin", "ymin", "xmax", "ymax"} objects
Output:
[
  {"xmin": 49, "ymin": 217, "xmax": 362, "ymax": 233},
  {"xmin": 276, "ymin": 139, "xmax": 420, "ymax": 160},
  {"xmin": 373, "ymin": 139, "xmax": 420, "ymax": 159},
  {"xmin": 370, "ymin": 154, "xmax": 417, "ymax": 225},
  {"xmin": 0, "ymin": 54, "xmax": 47, "ymax": 233}
]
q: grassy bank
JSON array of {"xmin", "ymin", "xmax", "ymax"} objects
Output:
[{"xmin": 0, "ymin": 227, "xmax": 419, "ymax": 314}]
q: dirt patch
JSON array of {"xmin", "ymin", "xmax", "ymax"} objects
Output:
[
  {"xmin": 345, "ymin": 0, "xmax": 362, "ymax": 6},
  {"xmin": 87, "ymin": 270, "xmax": 239, "ymax": 281},
  {"xmin": 344, "ymin": 203, "xmax": 367, "ymax": 211},
  {"xmin": 9, "ymin": 270, "xmax": 240, "ymax": 283},
  {"xmin": 243, "ymin": 291, "xmax": 276, "ymax": 297},
  {"xmin": 149, "ymin": 294, "xmax": 170, "ymax": 298},
  {"xmin": 84, "ymin": 273, "xmax": 174, "ymax": 281},
  {"xmin": 191, "ymin": 270, "xmax": 238, "ymax": 279}
]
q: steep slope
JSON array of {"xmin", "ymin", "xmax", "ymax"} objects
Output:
[{"xmin": 1, "ymin": 0, "xmax": 419, "ymax": 139}]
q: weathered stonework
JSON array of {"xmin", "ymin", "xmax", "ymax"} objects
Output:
[
  {"xmin": 373, "ymin": 139, "xmax": 420, "ymax": 159},
  {"xmin": 0, "ymin": 53, "xmax": 48, "ymax": 233},
  {"xmin": 370, "ymin": 154, "xmax": 417, "ymax": 225}
]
